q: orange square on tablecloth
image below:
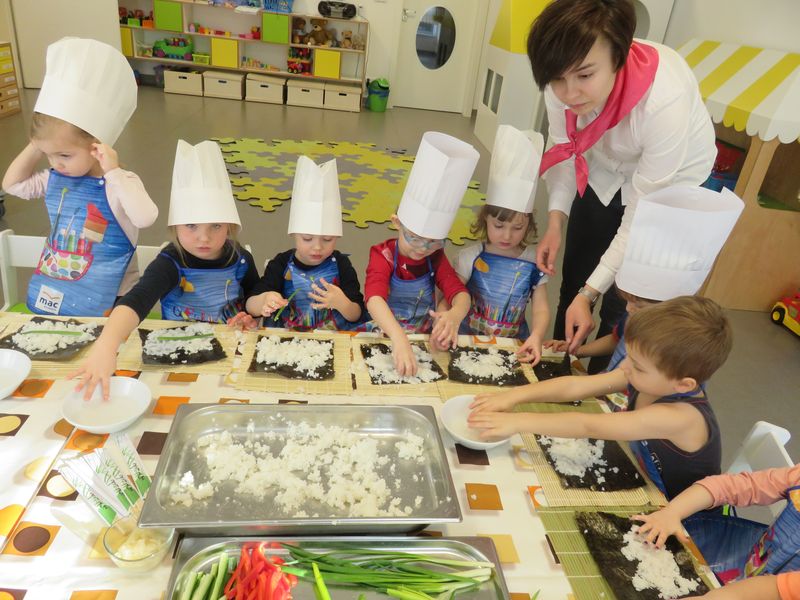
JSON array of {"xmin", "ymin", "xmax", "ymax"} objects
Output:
[
  {"xmin": 114, "ymin": 370, "xmax": 140, "ymax": 378},
  {"xmin": 527, "ymin": 485, "xmax": 544, "ymax": 509},
  {"xmin": 477, "ymin": 533, "xmax": 519, "ymax": 563},
  {"xmin": 65, "ymin": 430, "xmax": 108, "ymax": 452},
  {"xmin": 465, "ymin": 483, "xmax": 503, "ymax": 510},
  {"xmin": 510, "ymin": 594, "xmax": 531, "ymax": 600},
  {"xmin": 3, "ymin": 522, "xmax": 60, "ymax": 556},
  {"xmin": 166, "ymin": 372, "xmax": 199, "ymax": 383},
  {"xmin": 471, "ymin": 335, "xmax": 497, "ymax": 345},
  {"xmin": 69, "ymin": 592, "xmax": 118, "ymax": 600},
  {"xmin": 153, "ymin": 396, "xmax": 190, "ymax": 415},
  {"xmin": 0, "ymin": 504, "xmax": 25, "ymax": 538},
  {"xmin": 13, "ymin": 379, "xmax": 54, "ymax": 398}
]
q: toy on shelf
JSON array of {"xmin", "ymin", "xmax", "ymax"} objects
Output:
[
  {"xmin": 241, "ymin": 56, "xmax": 280, "ymax": 71},
  {"xmin": 306, "ymin": 18, "xmax": 332, "ymax": 46},
  {"xmin": 771, "ymin": 291, "xmax": 800, "ymax": 337},
  {"xmin": 292, "ymin": 17, "xmax": 307, "ymax": 44},
  {"xmin": 287, "ymin": 47, "xmax": 312, "ymax": 74},
  {"xmin": 263, "ymin": 0, "xmax": 294, "ymax": 13},
  {"xmin": 153, "ymin": 38, "xmax": 194, "ymax": 61},
  {"xmin": 136, "ymin": 42, "xmax": 154, "ymax": 58},
  {"xmin": 351, "ymin": 32, "xmax": 365, "ymax": 51},
  {"xmin": 192, "ymin": 53, "xmax": 210, "ymax": 65},
  {"xmin": 119, "ymin": 7, "xmax": 153, "ymax": 28},
  {"xmin": 340, "ymin": 30, "xmax": 353, "ymax": 49}
]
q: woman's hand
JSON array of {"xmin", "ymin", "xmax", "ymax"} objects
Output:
[
  {"xmin": 564, "ymin": 294, "xmax": 595, "ymax": 352},
  {"xmin": 544, "ymin": 339, "xmax": 570, "ymax": 353},
  {"xmin": 536, "ymin": 214, "xmax": 565, "ymax": 276}
]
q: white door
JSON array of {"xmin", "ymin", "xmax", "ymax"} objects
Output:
[{"xmin": 391, "ymin": 0, "xmax": 485, "ymax": 114}]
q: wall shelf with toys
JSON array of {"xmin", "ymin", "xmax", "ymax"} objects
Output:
[{"xmin": 118, "ymin": 0, "xmax": 369, "ymax": 101}]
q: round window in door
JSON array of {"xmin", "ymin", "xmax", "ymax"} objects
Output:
[{"xmin": 415, "ymin": 6, "xmax": 456, "ymax": 70}]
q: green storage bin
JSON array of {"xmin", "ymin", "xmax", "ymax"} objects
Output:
[
  {"xmin": 154, "ymin": 0, "xmax": 183, "ymax": 32},
  {"xmin": 367, "ymin": 78, "xmax": 389, "ymax": 112},
  {"xmin": 262, "ymin": 13, "xmax": 289, "ymax": 45}
]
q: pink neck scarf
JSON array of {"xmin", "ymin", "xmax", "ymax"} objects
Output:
[{"xmin": 539, "ymin": 42, "xmax": 659, "ymax": 196}]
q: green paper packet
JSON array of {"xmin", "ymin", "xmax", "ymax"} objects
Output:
[{"xmin": 58, "ymin": 463, "xmax": 121, "ymax": 527}]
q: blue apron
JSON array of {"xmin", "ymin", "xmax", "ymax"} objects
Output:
[
  {"xmin": 27, "ymin": 171, "xmax": 134, "ymax": 316},
  {"xmin": 461, "ymin": 246, "xmax": 544, "ymax": 339},
  {"xmin": 606, "ymin": 313, "xmax": 629, "ymax": 371},
  {"xmin": 684, "ymin": 485, "xmax": 800, "ymax": 583},
  {"xmin": 279, "ymin": 254, "xmax": 357, "ymax": 331},
  {"xmin": 385, "ymin": 244, "xmax": 435, "ymax": 334},
  {"xmin": 159, "ymin": 251, "xmax": 247, "ymax": 322}
]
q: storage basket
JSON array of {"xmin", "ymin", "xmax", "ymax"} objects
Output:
[
  {"xmin": 263, "ymin": 0, "xmax": 293, "ymax": 13},
  {"xmin": 192, "ymin": 53, "xmax": 210, "ymax": 64}
]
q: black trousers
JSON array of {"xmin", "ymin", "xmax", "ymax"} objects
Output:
[{"xmin": 552, "ymin": 186, "xmax": 627, "ymax": 373}]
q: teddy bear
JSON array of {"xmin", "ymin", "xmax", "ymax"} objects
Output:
[
  {"xmin": 292, "ymin": 17, "xmax": 307, "ymax": 44},
  {"xmin": 307, "ymin": 18, "xmax": 332, "ymax": 46},
  {"xmin": 340, "ymin": 30, "xmax": 353, "ymax": 49}
]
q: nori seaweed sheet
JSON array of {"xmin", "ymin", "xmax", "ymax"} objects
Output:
[
  {"xmin": 447, "ymin": 346, "xmax": 529, "ymax": 386},
  {"xmin": 576, "ymin": 511, "xmax": 709, "ymax": 600},
  {"xmin": 0, "ymin": 317, "xmax": 102, "ymax": 361},
  {"xmin": 533, "ymin": 352, "xmax": 572, "ymax": 381},
  {"xmin": 535, "ymin": 435, "xmax": 645, "ymax": 491},
  {"xmin": 360, "ymin": 342, "xmax": 445, "ymax": 385},
  {"xmin": 248, "ymin": 336, "xmax": 334, "ymax": 380},
  {"xmin": 139, "ymin": 328, "xmax": 227, "ymax": 366}
]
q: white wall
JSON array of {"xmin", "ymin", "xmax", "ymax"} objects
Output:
[{"xmin": 664, "ymin": 0, "xmax": 800, "ymax": 53}]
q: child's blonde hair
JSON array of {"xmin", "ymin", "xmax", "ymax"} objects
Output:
[
  {"xmin": 30, "ymin": 112, "xmax": 95, "ymax": 143},
  {"xmin": 470, "ymin": 205, "xmax": 537, "ymax": 248},
  {"xmin": 169, "ymin": 224, "xmax": 241, "ymax": 268},
  {"xmin": 625, "ymin": 296, "xmax": 732, "ymax": 383}
]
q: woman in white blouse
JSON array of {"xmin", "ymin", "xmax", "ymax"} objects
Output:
[{"xmin": 528, "ymin": 0, "xmax": 716, "ymax": 371}]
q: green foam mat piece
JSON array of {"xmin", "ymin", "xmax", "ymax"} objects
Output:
[{"xmin": 212, "ymin": 137, "xmax": 485, "ymax": 245}]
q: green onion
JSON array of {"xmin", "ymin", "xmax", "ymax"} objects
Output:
[
  {"xmin": 155, "ymin": 333, "xmax": 214, "ymax": 341},
  {"xmin": 272, "ymin": 290, "xmax": 298, "ymax": 321},
  {"xmin": 19, "ymin": 329, "xmax": 84, "ymax": 336},
  {"xmin": 312, "ymin": 562, "xmax": 333, "ymax": 600},
  {"xmin": 281, "ymin": 544, "xmax": 494, "ymax": 598}
]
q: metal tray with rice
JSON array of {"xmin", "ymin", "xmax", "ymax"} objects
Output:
[{"xmin": 139, "ymin": 403, "xmax": 461, "ymax": 535}]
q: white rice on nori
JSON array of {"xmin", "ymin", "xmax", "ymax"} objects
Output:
[
  {"xmin": 622, "ymin": 524, "xmax": 701, "ymax": 598},
  {"xmin": 143, "ymin": 323, "xmax": 214, "ymax": 359},
  {"xmin": 11, "ymin": 320, "xmax": 98, "ymax": 354},
  {"xmin": 364, "ymin": 344, "xmax": 441, "ymax": 384},
  {"xmin": 254, "ymin": 335, "xmax": 332, "ymax": 376}
]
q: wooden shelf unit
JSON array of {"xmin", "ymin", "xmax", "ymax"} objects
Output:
[
  {"xmin": 0, "ymin": 41, "xmax": 21, "ymax": 119},
  {"xmin": 118, "ymin": 0, "xmax": 368, "ymax": 92}
]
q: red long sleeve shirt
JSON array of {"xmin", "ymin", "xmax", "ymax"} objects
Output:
[{"xmin": 364, "ymin": 239, "xmax": 466, "ymax": 305}]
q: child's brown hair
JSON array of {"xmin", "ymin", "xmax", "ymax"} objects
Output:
[
  {"xmin": 470, "ymin": 205, "xmax": 537, "ymax": 248},
  {"xmin": 526, "ymin": 0, "xmax": 636, "ymax": 90},
  {"xmin": 169, "ymin": 225, "xmax": 241, "ymax": 268},
  {"xmin": 30, "ymin": 112, "xmax": 95, "ymax": 143},
  {"xmin": 625, "ymin": 296, "xmax": 732, "ymax": 383}
]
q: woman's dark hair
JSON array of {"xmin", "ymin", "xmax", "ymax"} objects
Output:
[{"xmin": 527, "ymin": 0, "xmax": 636, "ymax": 90}]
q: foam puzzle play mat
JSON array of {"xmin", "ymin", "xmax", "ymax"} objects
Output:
[{"xmin": 213, "ymin": 137, "xmax": 486, "ymax": 245}]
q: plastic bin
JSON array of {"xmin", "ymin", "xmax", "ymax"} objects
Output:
[
  {"xmin": 367, "ymin": 78, "xmax": 389, "ymax": 112},
  {"xmin": 263, "ymin": 0, "xmax": 293, "ymax": 12}
]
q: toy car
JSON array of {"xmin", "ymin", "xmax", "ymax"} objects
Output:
[{"xmin": 771, "ymin": 292, "xmax": 800, "ymax": 337}]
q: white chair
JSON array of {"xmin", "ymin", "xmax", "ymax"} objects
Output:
[
  {"xmin": 0, "ymin": 229, "xmax": 165, "ymax": 312},
  {"xmin": 727, "ymin": 421, "xmax": 794, "ymax": 520}
]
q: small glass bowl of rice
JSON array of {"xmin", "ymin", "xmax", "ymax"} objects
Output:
[{"xmin": 103, "ymin": 514, "xmax": 174, "ymax": 572}]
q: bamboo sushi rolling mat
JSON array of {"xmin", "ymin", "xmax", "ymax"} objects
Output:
[
  {"xmin": 115, "ymin": 319, "xmax": 242, "ymax": 374},
  {"xmin": 537, "ymin": 505, "xmax": 716, "ymax": 600},
  {"xmin": 230, "ymin": 330, "xmax": 354, "ymax": 395},
  {"xmin": 516, "ymin": 400, "xmax": 668, "ymax": 507},
  {"xmin": 0, "ymin": 313, "xmax": 107, "ymax": 377},
  {"xmin": 351, "ymin": 337, "xmax": 447, "ymax": 398}
]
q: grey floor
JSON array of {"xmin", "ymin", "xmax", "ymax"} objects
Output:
[{"xmin": 1, "ymin": 86, "xmax": 798, "ymax": 466}]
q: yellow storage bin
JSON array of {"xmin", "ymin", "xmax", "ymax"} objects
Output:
[
  {"xmin": 120, "ymin": 28, "xmax": 134, "ymax": 58},
  {"xmin": 313, "ymin": 49, "xmax": 341, "ymax": 79},
  {"xmin": 211, "ymin": 38, "xmax": 239, "ymax": 69},
  {"xmin": 0, "ymin": 59, "xmax": 13, "ymax": 75}
]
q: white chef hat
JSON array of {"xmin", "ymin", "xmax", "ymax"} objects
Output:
[
  {"xmin": 486, "ymin": 125, "xmax": 543, "ymax": 214},
  {"xmin": 397, "ymin": 132, "xmax": 480, "ymax": 240},
  {"xmin": 615, "ymin": 186, "xmax": 744, "ymax": 301},
  {"xmin": 168, "ymin": 140, "xmax": 241, "ymax": 229},
  {"xmin": 34, "ymin": 37, "xmax": 137, "ymax": 145},
  {"xmin": 287, "ymin": 156, "xmax": 343, "ymax": 236}
]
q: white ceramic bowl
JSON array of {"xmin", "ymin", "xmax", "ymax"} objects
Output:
[
  {"xmin": 440, "ymin": 394, "xmax": 510, "ymax": 451},
  {"xmin": 0, "ymin": 349, "xmax": 32, "ymax": 400},
  {"xmin": 62, "ymin": 376, "xmax": 152, "ymax": 434}
]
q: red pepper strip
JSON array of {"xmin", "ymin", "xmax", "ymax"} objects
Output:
[
  {"xmin": 258, "ymin": 572, "xmax": 268, "ymax": 600},
  {"xmin": 240, "ymin": 561, "xmax": 265, "ymax": 590}
]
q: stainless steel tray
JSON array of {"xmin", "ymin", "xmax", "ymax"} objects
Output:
[
  {"xmin": 139, "ymin": 404, "xmax": 461, "ymax": 535},
  {"xmin": 168, "ymin": 536, "xmax": 511, "ymax": 599}
]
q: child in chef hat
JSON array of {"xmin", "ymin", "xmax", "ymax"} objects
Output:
[
  {"xmin": 1, "ymin": 37, "xmax": 157, "ymax": 317},
  {"xmin": 448, "ymin": 125, "xmax": 550, "ymax": 364},
  {"xmin": 246, "ymin": 156, "xmax": 366, "ymax": 330},
  {"xmin": 364, "ymin": 131, "xmax": 479, "ymax": 376},
  {"xmin": 545, "ymin": 185, "xmax": 744, "ymax": 377},
  {"xmin": 71, "ymin": 140, "xmax": 261, "ymax": 399}
]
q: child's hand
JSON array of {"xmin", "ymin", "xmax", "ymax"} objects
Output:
[
  {"xmin": 466, "ymin": 410, "xmax": 518, "ymax": 440},
  {"xmin": 90, "ymin": 143, "xmax": 120, "ymax": 173},
  {"xmin": 260, "ymin": 292, "xmax": 288, "ymax": 317},
  {"xmin": 227, "ymin": 311, "xmax": 259, "ymax": 330},
  {"xmin": 631, "ymin": 509, "xmax": 688, "ymax": 548},
  {"xmin": 68, "ymin": 342, "xmax": 118, "ymax": 401},
  {"xmin": 517, "ymin": 334, "xmax": 543, "ymax": 365},
  {"xmin": 544, "ymin": 339, "xmax": 570, "ymax": 353},
  {"xmin": 428, "ymin": 309, "xmax": 460, "ymax": 350},
  {"xmin": 392, "ymin": 338, "xmax": 418, "ymax": 377},
  {"xmin": 469, "ymin": 391, "xmax": 518, "ymax": 414},
  {"xmin": 309, "ymin": 277, "xmax": 346, "ymax": 312}
]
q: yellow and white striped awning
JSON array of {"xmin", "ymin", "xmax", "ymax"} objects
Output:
[{"xmin": 678, "ymin": 39, "xmax": 800, "ymax": 143}]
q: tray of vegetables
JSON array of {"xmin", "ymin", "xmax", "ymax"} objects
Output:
[{"xmin": 168, "ymin": 536, "xmax": 511, "ymax": 600}]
